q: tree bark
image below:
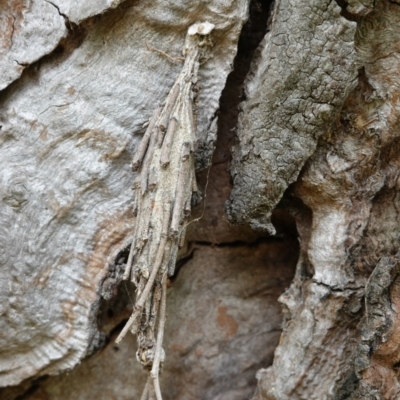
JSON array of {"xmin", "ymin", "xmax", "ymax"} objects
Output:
[{"xmin": 1, "ymin": 0, "xmax": 400, "ymax": 399}]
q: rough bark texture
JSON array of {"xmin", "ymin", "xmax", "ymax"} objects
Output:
[
  {"xmin": 250, "ymin": 1, "xmax": 400, "ymax": 399},
  {"xmin": 0, "ymin": 0, "xmax": 67, "ymax": 90},
  {"xmin": 227, "ymin": 0, "xmax": 360, "ymax": 233},
  {"xmin": 12, "ymin": 243, "xmax": 296, "ymax": 400},
  {"xmin": 2, "ymin": 0, "xmax": 400, "ymax": 399},
  {"xmin": 0, "ymin": 0, "xmax": 249, "ymax": 388}
]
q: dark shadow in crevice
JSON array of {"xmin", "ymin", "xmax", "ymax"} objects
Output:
[
  {"xmin": 213, "ymin": 0, "xmax": 274, "ymax": 168},
  {"xmin": 188, "ymin": 0, "xmax": 276, "ymax": 245},
  {"xmin": 334, "ymin": 0, "xmax": 362, "ymax": 22},
  {"xmin": 96, "ymin": 244, "xmax": 135, "ymax": 340},
  {"xmin": 0, "ymin": 376, "xmax": 49, "ymax": 400}
]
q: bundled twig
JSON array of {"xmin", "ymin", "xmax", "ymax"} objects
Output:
[{"xmin": 116, "ymin": 22, "xmax": 215, "ymax": 400}]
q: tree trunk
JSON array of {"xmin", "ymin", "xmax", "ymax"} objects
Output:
[{"xmin": 1, "ymin": 0, "xmax": 399, "ymax": 399}]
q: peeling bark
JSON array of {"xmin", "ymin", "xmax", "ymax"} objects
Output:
[{"xmin": 3, "ymin": 0, "xmax": 400, "ymax": 399}]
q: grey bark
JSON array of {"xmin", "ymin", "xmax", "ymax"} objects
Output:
[
  {"xmin": 227, "ymin": 0, "xmax": 359, "ymax": 233},
  {"xmin": 250, "ymin": 1, "xmax": 400, "ymax": 399},
  {"xmin": 2, "ymin": 0, "xmax": 400, "ymax": 399},
  {"xmin": 0, "ymin": 0, "xmax": 249, "ymax": 387}
]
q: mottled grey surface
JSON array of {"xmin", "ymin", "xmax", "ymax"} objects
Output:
[
  {"xmin": 227, "ymin": 0, "xmax": 358, "ymax": 233},
  {"xmin": 49, "ymin": 0, "xmax": 126, "ymax": 24},
  {"xmin": 0, "ymin": 0, "xmax": 249, "ymax": 386},
  {"xmin": 252, "ymin": 2, "xmax": 400, "ymax": 399}
]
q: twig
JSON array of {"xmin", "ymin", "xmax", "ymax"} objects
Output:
[
  {"xmin": 146, "ymin": 42, "xmax": 184, "ymax": 63},
  {"xmin": 151, "ymin": 274, "xmax": 168, "ymax": 400},
  {"xmin": 140, "ymin": 378, "xmax": 150, "ymax": 400},
  {"xmin": 158, "ymin": 85, "xmax": 180, "ymax": 132},
  {"xmin": 123, "ymin": 242, "xmax": 136, "ymax": 280},
  {"xmin": 140, "ymin": 127, "xmax": 157, "ymax": 194},
  {"xmin": 160, "ymin": 117, "xmax": 178, "ymax": 168},
  {"xmin": 116, "ymin": 202, "xmax": 171, "ymax": 343},
  {"xmin": 179, "ymin": 225, "xmax": 187, "ymax": 248},
  {"xmin": 148, "ymin": 166, "xmax": 158, "ymax": 191},
  {"xmin": 138, "ymin": 203, "xmax": 152, "ymax": 244},
  {"xmin": 149, "ymin": 281, "xmax": 162, "ymax": 330},
  {"xmin": 170, "ymin": 158, "xmax": 189, "ymax": 236},
  {"xmin": 148, "ymin": 384, "xmax": 156, "ymax": 400},
  {"xmin": 132, "ymin": 107, "xmax": 162, "ymax": 171},
  {"xmin": 167, "ymin": 241, "xmax": 179, "ymax": 277}
]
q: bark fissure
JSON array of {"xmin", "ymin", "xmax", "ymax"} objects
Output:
[
  {"xmin": 3, "ymin": 0, "xmax": 400, "ymax": 398},
  {"xmin": 251, "ymin": 1, "xmax": 400, "ymax": 398},
  {"xmin": 227, "ymin": 0, "xmax": 360, "ymax": 233},
  {"xmin": 44, "ymin": 0, "xmax": 71, "ymax": 25}
]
